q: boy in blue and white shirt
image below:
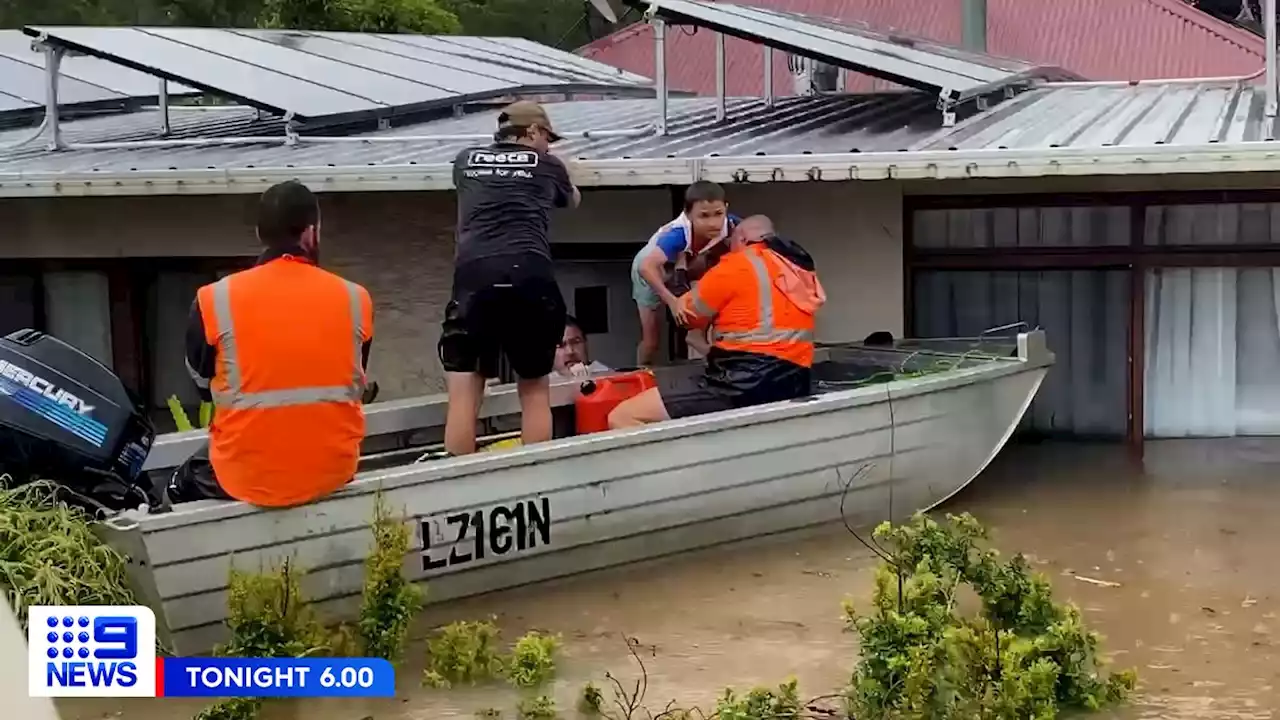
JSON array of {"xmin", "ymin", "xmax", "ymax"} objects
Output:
[{"xmin": 631, "ymin": 181, "xmax": 739, "ymax": 366}]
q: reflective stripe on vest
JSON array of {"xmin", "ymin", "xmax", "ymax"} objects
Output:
[
  {"xmin": 710, "ymin": 249, "xmax": 815, "ymax": 345},
  {"xmin": 209, "ymin": 276, "xmax": 367, "ymax": 410}
]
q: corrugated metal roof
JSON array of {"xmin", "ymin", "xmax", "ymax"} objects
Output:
[
  {"xmin": 914, "ymin": 81, "xmax": 1277, "ymax": 150},
  {"xmin": 581, "ymin": 0, "xmax": 1265, "ymax": 96},
  {"xmin": 2, "ymin": 81, "xmax": 1278, "ymax": 196},
  {"xmin": 0, "ymin": 93, "xmax": 957, "ymax": 175}
]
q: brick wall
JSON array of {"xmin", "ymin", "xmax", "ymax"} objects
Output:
[
  {"xmin": 320, "ymin": 192, "xmax": 457, "ymax": 398},
  {"xmin": 0, "ymin": 191, "xmax": 463, "ymax": 398}
]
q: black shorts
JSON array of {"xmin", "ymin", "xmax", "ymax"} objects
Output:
[
  {"xmin": 166, "ymin": 442, "xmax": 234, "ymax": 504},
  {"xmin": 657, "ymin": 370, "xmax": 736, "ymax": 420},
  {"xmin": 439, "ymin": 254, "xmax": 566, "ymax": 380},
  {"xmin": 657, "ymin": 351, "xmax": 814, "ymax": 420}
]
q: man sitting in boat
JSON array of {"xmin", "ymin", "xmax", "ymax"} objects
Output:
[
  {"xmin": 167, "ymin": 180, "xmax": 376, "ymax": 508},
  {"xmin": 608, "ymin": 215, "xmax": 824, "ymax": 428},
  {"xmin": 631, "ymin": 181, "xmax": 739, "ymax": 366},
  {"xmin": 554, "ymin": 315, "xmax": 611, "ymax": 378}
]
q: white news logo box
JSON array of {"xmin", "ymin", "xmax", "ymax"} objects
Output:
[{"xmin": 28, "ymin": 605, "xmax": 157, "ymax": 697}]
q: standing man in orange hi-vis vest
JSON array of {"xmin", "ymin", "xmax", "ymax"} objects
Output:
[
  {"xmin": 607, "ymin": 215, "xmax": 824, "ymax": 428},
  {"xmin": 167, "ymin": 180, "xmax": 376, "ymax": 508}
]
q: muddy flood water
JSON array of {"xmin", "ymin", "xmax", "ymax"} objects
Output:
[{"xmin": 64, "ymin": 440, "xmax": 1280, "ymax": 719}]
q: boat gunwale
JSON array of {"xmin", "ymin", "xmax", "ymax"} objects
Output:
[
  {"xmin": 140, "ymin": 332, "xmax": 1050, "ymax": 472},
  {"xmin": 116, "ymin": 349, "xmax": 1049, "ymax": 534}
]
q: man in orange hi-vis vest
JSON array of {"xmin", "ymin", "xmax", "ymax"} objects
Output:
[
  {"xmin": 607, "ymin": 215, "xmax": 824, "ymax": 428},
  {"xmin": 167, "ymin": 181, "xmax": 376, "ymax": 508}
]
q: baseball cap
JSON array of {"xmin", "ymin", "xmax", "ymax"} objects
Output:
[{"xmin": 497, "ymin": 100, "xmax": 563, "ymax": 143}]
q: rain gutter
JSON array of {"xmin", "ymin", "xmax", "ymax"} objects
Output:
[{"xmin": 5, "ymin": 141, "xmax": 1280, "ymax": 198}]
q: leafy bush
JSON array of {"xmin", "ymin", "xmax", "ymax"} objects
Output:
[
  {"xmin": 579, "ymin": 681, "xmax": 604, "ymax": 715},
  {"xmin": 714, "ymin": 678, "xmax": 804, "ymax": 720},
  {"xmin": 195, "ymin": 559, "xmax": 329, "ymax": 720},
  {"xmin": 0, "ymin": 480, "xmax": 135, "ymax": 630},
  {"xmin": 217, "ymin": 559, "xmax": 328, "ymax": 660},
  {"xmin": 423, "ymin": 618, "xmax": 508, "ymax": 688},
  {"xmin": 357, "ymin": 495, "xmax": 423, "ymax": 661},
  {"xmin": 515, "ymin": 694, "xmax": 557, "ymax": 719},
  {"xmin": 507, "ymin": 631, "xmax": 560, "ymax": 688},
  {"xmin": 843, "ymin": 512, "xmax": 1136, "ymax": 720}
]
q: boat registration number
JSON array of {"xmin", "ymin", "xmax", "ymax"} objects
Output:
[{"xmin": 421, "ymin": 496, "xmax": 552, "ymax": 571}]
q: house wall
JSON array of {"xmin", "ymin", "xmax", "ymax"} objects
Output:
[{"xmin": 0, "ymin": 183, "xmax": 905, "ymax": 407}]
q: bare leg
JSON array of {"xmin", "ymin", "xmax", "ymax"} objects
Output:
[
  {"xmin": 516, "ymin": 375, "xmax": 554, "ymax": 446},
  {"xmin": 443, "ymin": 371, "xmax": 486, "ymax": 455},
  {"xmin": 685, "ymin": 328, "xmax": 710, "ymax": 359},
  {"xmin": 636, "ymin": 305, "xmax": 663, "ymax": 366},
  {"xmin": 607, "ymin": 387, "xmax": 671, "ymax": 429}
]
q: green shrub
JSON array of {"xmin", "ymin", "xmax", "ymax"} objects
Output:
[
  {"xmin": 357, "ymin": 494, "xmax": 423, "ymax": 662},
  {"xmin": 423, "ymin": 618, "xmax": 507, "ymax": 688},
  {"xmin": 578, "ymin": 681, "xmax": 604, "ymax": 715},
  {"xmin": 195, "ymin": 559, "xmax": 328, "ymax": 720},
  {"xmin": 714, "ymin": 678, "xmax": 803, "ymax": 720},
  {"xmin": 506, "ymin": 631, "xmax": 560, "ymax": 688},
  {"xmin": 515, "ymin": 694, "xmax": 557, "ymax": 719},
  {"xmin": 0, "ymin": 480, "xmax": 135, "ymax": 630},
  {"xmin": 844, "ymin": 512, "xmax": 1136, "ymax": 720},
  {"xmin": 217, "ymin": 559, "xmax": 328, "ymax": 659}
]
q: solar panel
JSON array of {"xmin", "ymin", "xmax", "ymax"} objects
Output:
[
  {"xmin": 21, "ymin": 26, "xmax": 652, "ymax": 125},
  {"xmin": 0, "ymin": 30, "xmax": 197, "ymax": 113},
  {"xmin": 0, "ymin": 91, "xmax": 32, "ymax": 112},
  {"xmin": 629, "ymin": 0, "xmax": 1074, "ymax": 99}
]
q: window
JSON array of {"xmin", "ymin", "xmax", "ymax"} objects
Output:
[
  {"xmin": 44, "ymin": 271, "xmax": 113, "ymax": 368},
  {"xmin": 573, "ymin": 285, "xmax": 609, "ymax": 334}
]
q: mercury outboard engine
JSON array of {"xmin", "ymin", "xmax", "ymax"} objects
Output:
[{"xmin": 0, "ymin": 329, "xmax": 159, "ymax": 517}]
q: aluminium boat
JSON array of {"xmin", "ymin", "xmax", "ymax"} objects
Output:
[{"xmin": 98, "ymin": 329, "xmax": 1052, "ymax": 654}]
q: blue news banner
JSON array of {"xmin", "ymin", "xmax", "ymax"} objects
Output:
[
  {"xmin": 28, "ymin": 606, "xmax": 394, "ymax": 699},
  {"xmin": 159, "ymin": 658, "xmax": 396, "ymax": 698}
]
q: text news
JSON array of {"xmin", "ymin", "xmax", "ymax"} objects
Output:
[{"xmin": 160, "ymin": 657, "xmax": 395, "ymax": 698}]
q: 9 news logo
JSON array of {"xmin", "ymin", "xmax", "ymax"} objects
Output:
[{"xmin": 28, "ymin": 605, "xmax": 157, "ymax": 697}]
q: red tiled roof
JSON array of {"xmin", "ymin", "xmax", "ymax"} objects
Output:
[{"xmin": 578, "ymin": 0, "xmax": 1266, "ymax": 95}]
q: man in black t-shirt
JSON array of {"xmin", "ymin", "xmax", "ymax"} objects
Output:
[{"xmin": 439, "ymin": 100, "xmax": 581, "ymax": 455}]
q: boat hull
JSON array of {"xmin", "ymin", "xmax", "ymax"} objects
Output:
[{"xmin": 100, "ymin": 349, "xmax": 1047, "ymax": 654}]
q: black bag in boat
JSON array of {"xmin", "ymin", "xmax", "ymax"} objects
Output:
[{"xmin": 0, "ymin": 329, "xmax": 161, "ymax": 517}]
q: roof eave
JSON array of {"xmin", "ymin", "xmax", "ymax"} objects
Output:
[{"xmin": 5, "ymin": 141, "xmax": 1280, "ymax": 198}]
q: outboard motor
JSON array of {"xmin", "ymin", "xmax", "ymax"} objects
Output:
[{"xmin": 0, "ymin": 329, "xmax": 159, "ymax": 517}]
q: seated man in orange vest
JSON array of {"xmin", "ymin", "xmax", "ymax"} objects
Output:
[
  {"xmin": 167, "ymin": 180, "xmax": 375, "ymax": 508},
  {"xmin": 607, "ymin": 215, "xmax": 824, "ymax": 428}
]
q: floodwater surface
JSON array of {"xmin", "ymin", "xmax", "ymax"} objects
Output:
[{"xmin": 63, "ymin": 440, "xmax": 1280, "ymax": 719}]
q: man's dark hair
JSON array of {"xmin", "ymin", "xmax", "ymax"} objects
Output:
[
  {"xmin": 683, "ymin": 181, "xmax": 726, "ymax": 212},
  {"xmin": 494, "ymin": 125, "xmax": 528, "ymax": 142},
  {"xmin": 564, "ymin": 315, "xmax": 582, "ymax": 333},
  {"xmin": 257, "ymin": 180, "xmax": 319, "ymax": 248}
]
